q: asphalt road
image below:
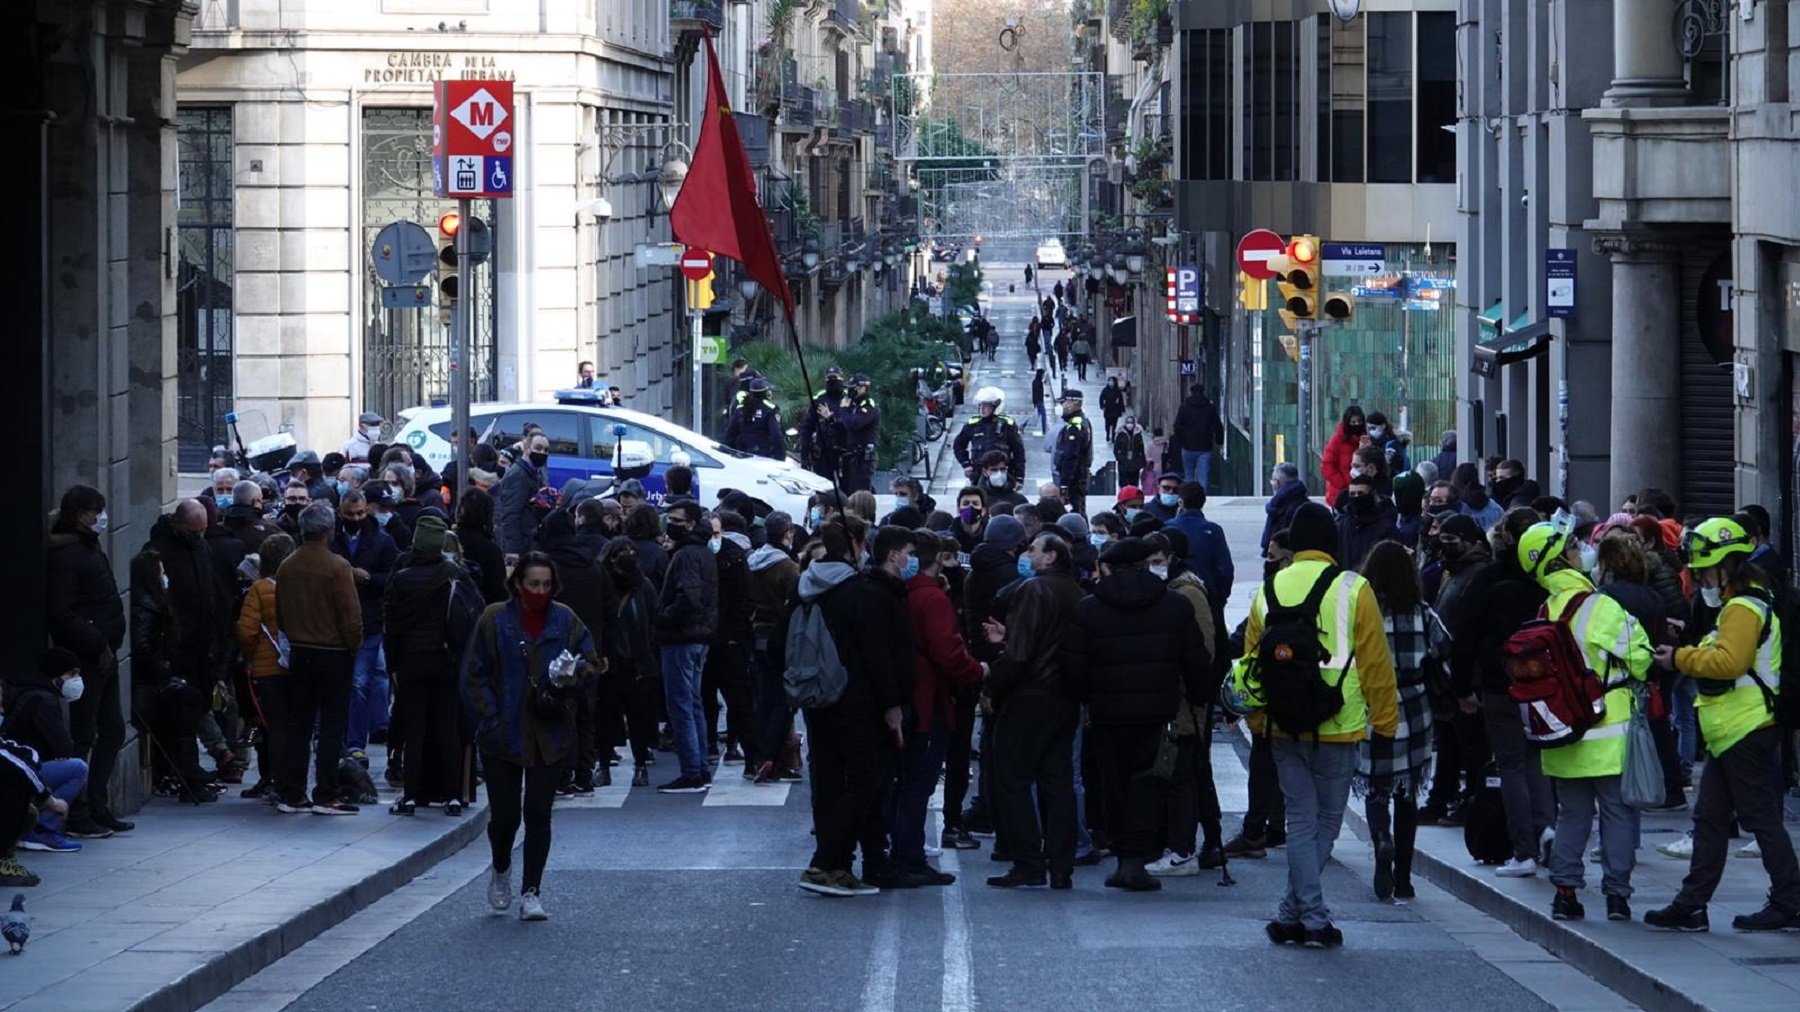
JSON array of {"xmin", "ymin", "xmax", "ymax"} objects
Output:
[{"xmin": 278, "ymin": 740, "xmax": 1559, "ymax": 1012}]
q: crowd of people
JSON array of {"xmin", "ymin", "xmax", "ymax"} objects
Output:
[{"xmin": 5, "ymin": 385, "xmax": 1797, "ymax": 946}]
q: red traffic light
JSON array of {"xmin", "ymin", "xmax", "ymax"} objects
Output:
[
  {"xmin": 1287, "ymin": 237, "xmax": 1318, "ymax": 264},
  {"xmin": 438, "ymin": 212, "xmax": 461, "ymax": 236}
]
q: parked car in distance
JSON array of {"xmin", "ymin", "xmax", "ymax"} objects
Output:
[{"xmin": 1035, "ymin": 237, "xmax": 1067, "ymax": 269}]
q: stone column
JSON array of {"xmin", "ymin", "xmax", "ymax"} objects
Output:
[
  {"xmin": 1596, "ymin": 233, "xmax": 1683, "ymax": 504},
  {"xmin": 1605, "ymin": 0, "xmax": 1690, "ymax": 105}
]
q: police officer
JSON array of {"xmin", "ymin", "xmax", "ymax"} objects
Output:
[
  {"xmin": 953, "ymin": 386, "xmax": 1026, "ymax": 485},
  {"xmin": 798, "ymin": 366, "xmax": 850, "ymax": 481},
  {"xmin": 837, "ymin": 373, "xmax": 880, "ymax": 493},
  {"xmin": 728, "ymin": 357, "xmax": 764, "ymax": 408},
  {"xmin": 1052, "ymin": 389, "xmax": 1094, "ymax": 515},
  {"xmin": 723, "ymin": 377, "xmax": 784, "ymax": 460}
]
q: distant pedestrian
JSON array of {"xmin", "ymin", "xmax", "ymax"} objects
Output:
[
  {"xmin": 1113, "ymin": 415, "xmax": 1147, "ymax": 488},
  {"xmin": 1099, "ymin": 377, "xmax": 1125, "ymax": 440},
  {"xmin": 1071, "ymin": 336, "xmax": 1093, "ymax": 381},
  {"xmin": 1172, "ymin": 384, "xmax": 1225, "ymax": 491},
  {"xmin": 1030, "ymin": 370, "xmax": 1049, "ymax": 434}
]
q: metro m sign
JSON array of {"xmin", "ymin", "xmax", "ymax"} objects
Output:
[{"xmin": 434, "ymin": 80, "xmax": 515, "ymax": 199}]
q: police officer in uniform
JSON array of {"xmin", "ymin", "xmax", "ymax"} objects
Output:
[
  {"xmin": 837, "ymin": 373, "xmax": 880, "ymax": 493},
  {"xmin": 728, "ymin": 357, "xmax": 764, "ymax": 408},
  {"xmin": 1052, "ymin": 389, "xmax": 1094, "ymax": 515},
  {"xmin": 953, "ymin": 386, "xmax": 1026, "ymax": 486},
  {"xmin": 723, "ymin": 376, "xmax": 784, "ymax": 459},
  {"xmin": 798, "ymin": 365, "xmax": 850, "ymax": 482}
]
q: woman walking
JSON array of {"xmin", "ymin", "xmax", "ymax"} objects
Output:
[
  {"xmin": 1355, "ymin": 541, "xmax": 1441, "ymax": 901},
  {"xmin": 462, "ymin": 551, "xmax": 602, "ymax": 921}
]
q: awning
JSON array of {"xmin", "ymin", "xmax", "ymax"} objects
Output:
[
  {"xmin": 1472, "ymin": 316, "xmax": 1552, "ymax": 377},
  {"xmin": 1109, "ymin": 315, "xmax": 1138, "ymax": 348},
  {"xmin": 1477, "ymin": 301, "xmax": 1505, "ymax": 332}
]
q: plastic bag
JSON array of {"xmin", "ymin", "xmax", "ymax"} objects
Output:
[{"xmin": 1620, "ymin": 685, "xmax": 1664, "ymax": 809}]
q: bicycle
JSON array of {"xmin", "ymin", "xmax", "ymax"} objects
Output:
[{"xmin": 1673, "ymin": 0, "xmax": 1727, "ymax": 60}]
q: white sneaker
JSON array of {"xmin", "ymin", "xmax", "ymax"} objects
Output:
[
  {"xmin": 1495, "ymin": 857, "xmax": 1538, "ymax": 878},
  {"xmin": 1657, "ymin": 834, "xmax": 1694, "ymax": 859},
  {"xmin": 1147, "ymin": 851, "xmax": 1199, "ymax": 877},
  {"xmin": 1737, "ymin": 839, "xmax": 1762, "ymax": 859},
  {"xmin": 487, "ymin": 866, "xmax": 512, "ymax": 911},
  {"xmin": 518, "ymin": 890, "xmax": 548, "ymax": 921},
  {"xmin": 1588, "ymin": 846, "xmax": 1603, "ymax": 864},
  {"xmin": 1538, "ymin": 828, "xmax": 1556, "ymax": 866}
]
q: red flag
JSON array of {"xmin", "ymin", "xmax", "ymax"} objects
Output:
[{"xmin": 670, "ymin": 30, "xmax": 794, "ymax": 318}]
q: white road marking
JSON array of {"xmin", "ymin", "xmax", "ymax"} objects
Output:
[
  {"xmin": 858, "ymin": 897, "xmax": 902, "ymax": 1012},
  {"xmin": 701, "ymin": 771, "xmax": 792, "ymax": 806},
  {"xmin": 936, "ymin": 809, "xmax": 977, "ymax": 1012}
]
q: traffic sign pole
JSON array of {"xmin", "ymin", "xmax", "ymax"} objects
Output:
[
  {"xmin": 678, "ymin": 248, "xmax": 713, "ymax": 432},
  {"xmin": 452, "ymin": 197, "xmax": 472, "ymax": 511}
]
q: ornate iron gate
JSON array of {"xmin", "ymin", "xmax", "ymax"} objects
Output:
[{"xmin": 360, "ymin": 108, "xmax": 496, "ymax": 424}]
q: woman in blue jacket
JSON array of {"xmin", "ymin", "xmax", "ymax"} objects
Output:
[{"xmin": 462, "ymin": 551, "xmax": 601, "ymax": 922}]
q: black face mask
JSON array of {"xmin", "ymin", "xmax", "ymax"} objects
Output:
[
  {"xmin": 609, "ymin": 555, "xmax": 642, "ymax": 592},
  {"xmin": 826, "ymin": 381, "xmax": 843, "ymax": 397},
  {"xmin": 284, "ymin": 503, "xmax": 306, "ymax": 518},
  {"xmin": 528, "ymin": 451, "xmax": 549, "ymax": 469},
  {"xmin": 1347, "ymin": 495, "xmax": 1374, "ymax": 517}
]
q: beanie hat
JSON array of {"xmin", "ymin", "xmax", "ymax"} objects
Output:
[
  {"xmin": 1055, "ymin": 512, "xmax": 1090, "ymax": 539},
  {"xmin": 1287, "ymin": 502, "xmax": 1338, "ymax": 556},
  {"xmin": 1392, "ymin": 472, "xmax": 1425, "ymax": 519},
  {"xmin": 412, "ymin": 515, "xmax": 448, "ymax": 559},
  {"xmin": 1099, "ymin": 537, "xmax": 1154, "ymax": 566},
  {"xmin": 984, "ymin": 514, "xmax": 1027, "ymax": 551},
  {"xmin": 1437, "ymin": 514, "xmax": 1483, "ymax": 543},
  {"xmin": 39, "ymin": 646, "xmax": 81, "ymax": 679}
]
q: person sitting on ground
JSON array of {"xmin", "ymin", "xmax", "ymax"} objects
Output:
[{"xmin": 0, "ymin": 649, "xmax": 90, "ymax": 854}]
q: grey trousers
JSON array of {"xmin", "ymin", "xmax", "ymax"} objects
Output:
[
  {"xmin": 1272, "ymin": 739, "xmax": 1356, "ymax": 930},
  {"xmin": 1549, "ymin": 774, "xmax": 1637, "ymax": 899}
]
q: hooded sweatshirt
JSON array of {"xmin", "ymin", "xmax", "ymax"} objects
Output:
[{"xmin": 792, "ymin": 561, "xmax": 913, "ymax": 713}]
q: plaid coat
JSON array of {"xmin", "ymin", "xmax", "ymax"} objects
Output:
[{"xmin": 1356, "ymin": 603, "xmax": 1443, "ymax": 797}]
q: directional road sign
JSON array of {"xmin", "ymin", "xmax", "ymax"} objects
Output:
[{"xmin": 1322, "ymin": 242, "xmax": 1386, "ymax": 276}]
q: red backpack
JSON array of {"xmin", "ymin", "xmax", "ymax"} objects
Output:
[{"xmin": 1502, "ymin": 592, "xmax": 1608, "ymax": 748}]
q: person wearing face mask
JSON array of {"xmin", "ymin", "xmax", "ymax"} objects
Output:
[
  {"xmin": 339, "ymin": 410, "xmax": 385, "ymax": 463},
  {"xmin": 883, "ymin": 477, "xmax": 937, "ymax": 525},
  {"xmin": 797, "ymin": 365, "xmax": 852, "ymax": 481},
  {"xmin": 653, "ymin": 501, "xmax": 721, "ymax": 793},
  {"xmin": 1139, "ymin": 532, "xmax": 1225, "ymax": 879},
  {"xmin": 954, "ymin": 387, "xmax": 1028, "ymax": 487},
  {"xmin": 1, "ymin": 649, "xmax": 90, "ymax": 854},
  {"xmin": 1320, "ymin": 405, "xmax": 1367, "ymax": 506},
  {"xmin": 1143, "ymin": 473, "xmax": 1182, "ymax": 523},
  {"xmin": 1055, "ymin": 512, "xmax": 1098, "ymax": 586},
  {"xmin": 1333, "ymin": 479, "xmax": 1400, "ymax": 572},
  {"xmin": 724, "ymin": 376, "xmax": 786, "ymax": 460},
  {"xmin": 747, "ymin": 514, "xmax": 803, "ymax": 784},
  {"xmin": 979, "ymin": 532, "xmax": 1085, "ymax": 889},
  {"xmin": 1112, "ymin": 415, "xmax": 1149, "ymax": 490},
  {"xmin": 496, "ymin": 431, "xmax": 552, "ymax": 566},
  {"xmin": 1262, "ymin": 463, "xmax": 1310, "ymax": 552},
  {"xmin": 366, "ymin": 483, "xmax": 413, "ymax": 552},
  {"xmin": 1642, "ymin": 518, "xmax": 1800, "ymax": 933},
  {"xmin": 1114, "ymin": 485, "xmax": 1148, "ymax": 526},
  {"xmin": 976, "ymin": 451, "xmax": 1026, "ymax": 510},
  {"xmin": 45, "ymin": 485, "xmax": 131, "ymax": 837},
  {"xmin": 949, "ymin": 514, "xmax": 1028, "ymax": 843},
  {"xmin": 328, "ymin": 489, "xmax": 399, "ymax": 767},
  {"xmin": 1589, "ymin": 531, "xmax": 1689, "ymax": 814},
  {"xmin": 1063, "ymin": 537, "xmax": 1210, "ymax": 892},
  {"xmin": 1516, "ymin": 514, "xmax": 1653, "ymax": 923},
  {"xmin": 951, "ymin": 488, "xmax": 988, "ymax": 555}
]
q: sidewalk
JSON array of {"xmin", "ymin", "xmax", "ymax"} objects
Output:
[
  {"xmin": 1332, "ymin": 748, "xmax": 1800, "ymax": 1010},
  {"xmin": 2, "ymin": 757, "xmax": 485, "ymax": 1012}
]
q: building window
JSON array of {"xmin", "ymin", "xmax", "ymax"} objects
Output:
[
  {"xmin": 1366, "ymin": 12, "xmax": 1413, "ymax": 183},
  {"xmin": 176, "ymin": 107, "xmax": 235, "ymax": 471},
  {"xmin": 1179, "ymin": 28, "xmax": 1234, "ymax": 182},
  {"xmin": 1328, "ymin": 15, "xmax": 1365, "ymax": 183},
  {"xmin": 1415, "ymin": 12, "xmax": 1456, "ymax": 183},
  {"xmin": 1246, "ymin": 21, "xmax": 1272, "ymax": 181},
  {"xmin": 360, "ymin": 108, "xmax": 496, "ymax": 424}
]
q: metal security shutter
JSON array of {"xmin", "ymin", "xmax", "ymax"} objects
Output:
[{"xmin": 1680, "ymin": 243, "xmax": 1735, "ymax": 519}]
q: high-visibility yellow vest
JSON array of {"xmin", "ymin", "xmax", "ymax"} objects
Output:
[
  {"xmin": 1538, "ymin": 570, "xmax": 1650, "ymax": 779},
  {"xmin": 1693, "ymin": 594, "xmax": 1781, "ymax": 757}
]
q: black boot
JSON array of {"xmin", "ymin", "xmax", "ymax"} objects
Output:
[{"xmin": 1367, "ymin": 793, "xmax": 1394, "ymax": 901}]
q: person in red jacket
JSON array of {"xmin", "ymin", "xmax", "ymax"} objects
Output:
[
  {"xmin": 886, "ymin": 530, "xmax": 986, "ymax": 888},
  {"xmin": 1320, "ymin": 405, "xmax": 1368, "ymax": 506}
]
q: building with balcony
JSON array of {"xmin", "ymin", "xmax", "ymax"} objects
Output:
[{"xmin": 175, "ymin": 1, "xmax": 679, "ymax": 461}]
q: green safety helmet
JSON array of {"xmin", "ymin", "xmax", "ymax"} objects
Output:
[
  {"xmin": 1516, "ymin": 521, "xmax": 1570, "ymax": 578},
  {"xmin": 1682, "ymin": 517, "xmax": 1752, "ymax": 570}
]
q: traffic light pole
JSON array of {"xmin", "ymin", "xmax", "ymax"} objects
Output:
[
  {"xmin": 451, "ymin": 197, "xmax": 473, "ymax": 510},
  {"xmin": 1296, "ymin": 320, "xmax": 1315, "ymax": 476},
  {"xmin": 690, "ymin": 302, "xmax": 703, "ymax": 432}
]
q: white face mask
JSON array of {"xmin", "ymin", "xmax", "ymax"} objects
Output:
[
  {"xmin": 60, "ymin": 676, "xmax": 85, "ymax": 703},
  {"xmin": 161, "ymin": 573, "xmax": 171, "ymax": 590},
  {"xmin": 1578, "ymin": 544, "xmax": 1598, "ymax": 574},
  {"xmin": 1701, "ymin": 585, "xmax": 1723, "ymax": 608},
  {"xmin": 987, "ymin": 471, "xmax": 1008, "ymax": 488},
  {"xmin": 92, "ymin": 511, "xmax": 109, "ymax": 533},
  {"xmin": 1149, "ymin": 564, "xmax": 1169, "ymax": 581}
]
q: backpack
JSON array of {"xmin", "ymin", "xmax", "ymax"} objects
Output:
[
  {"xmin": 443, "ymin": 563, "xmax": 486, "ymax": 659},
  {"xmin": 1463, "ymin": 762, "xmax": 1512, "ymax": 865},
  {"xmin": 1254, "ymin": 566, "xmax": 1353, "ymax": 737},
  {"xmin": 1740, "ymin": 591, "xmax": 1800, "ymax": 731},
  {"xmin": 783, "ymin": 599, "xmax": 848, "ymax": 710},
  {"xmin": 1502, "ymin": 592, "xmax": 1608, "ymax": 748}
]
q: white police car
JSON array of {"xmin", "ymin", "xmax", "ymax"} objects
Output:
[{"xmin": 393, "ymin": 390, "xmax": 836, "ymax": 520}]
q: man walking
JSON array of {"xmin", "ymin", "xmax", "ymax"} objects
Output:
[
  {"xmin": 1173, "ymin": 384, "xmax": 1225, "ymax": 489},
  {"xmin": 276, "ymin": 504, "xmax": 364, "ymax": 814},
  {"xmin": 1052, "ymin": 391, "xmax": 1094, "ymax": 516}
]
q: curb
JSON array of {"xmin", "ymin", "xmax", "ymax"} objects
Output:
[
  {"xmin": 131, "ymin": 805, "xmax": 490, "ymax": 1012},
  {"xmin": 1338, "ymin": 804, "xmax": 1704, "ymax": 1012}
]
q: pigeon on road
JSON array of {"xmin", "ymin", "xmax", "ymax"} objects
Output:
[{"xmin": 2, "ymin": 894, "xmax": 28, "ymax": 954}]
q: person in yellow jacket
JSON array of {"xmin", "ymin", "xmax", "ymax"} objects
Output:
[
  {"xmin": 1231, "ymin": 504, "xmax": 1399, "ymax": 948},
  {"xmin": 1517, "ymin": 515, "xmax": 1652, "ymax": 923},
  {"xmin": 1643, "ymin": 518, "xmax": 1800, "ymax": 932}
]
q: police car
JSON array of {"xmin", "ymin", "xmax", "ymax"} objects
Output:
[{"xmin": 393, "ymin": 390, "xmax": 836, "ymax": 520}]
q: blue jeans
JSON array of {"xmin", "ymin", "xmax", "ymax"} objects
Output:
[
  {"xmin": 886, "ymin": 726, "xmax": 947, "ymax": 868},
  {"xmin": 1672, "ymin": 675, "xmax": 1698, "ymax": 775},
  {"xmin": 661, "ymin": 643, "xmax": 710, "ymax": 779},
  {"xmin": 1181, "ymin": 449, "xmax": 1214, "ymax": 489},
  {"xmin": 1271, "ymin": 738, "xmax": 1356, "ymax": 930},
  {"xmin": 346, "ymin": 633, "xmax": 387, "ymax": 753},
  {"xmin": 34, "ymin": 758, "xmax": 88, "ymax": 833}
]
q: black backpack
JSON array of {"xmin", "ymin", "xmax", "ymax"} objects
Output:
[
  {"xmin": 1742, "ymin": 590, "xmax": 1800, "ymax": 731},
  {"xmin": 1463, "ymin": 762, "xmax": 1512, "ymax": 864},
  {"xmin": 1255, "ymin": 566, "xmax": 1353, "ymax": 737}
]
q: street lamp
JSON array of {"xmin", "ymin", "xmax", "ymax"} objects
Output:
[
  {"xmin": 738, "ymin": 277, "xmax": 761, "ymax": 301},
  {"xmin": 802, "ymin": 238, "xmax": 820, "ymax": 271},
  {"xmin": 1110, "ymin": 253, "xmax": 1129, "ymax": 286},
  {"xmin": 655, "ymin": 154, "xmax": 690, "ymax": 212},
  {"xmin": 1124, "ymin": 233, "xmax": 1147, "ymax": 276}
]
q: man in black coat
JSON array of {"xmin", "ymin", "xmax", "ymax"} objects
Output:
[
  {"xmin": 496, "ymin": 430, "xmax": 550, "ymax": 564},
  {"xmin": 704, "ymin": 510, "xmax": 757, "ymax": 767},
  {"xmin": 655, "ymin": 500, "xmax": 720, "ymax": 793},
  {"xmin": 982, "ymin": 532, "xmax": 1086, "ymax": 889},
  {"xmin": 792, "ymin": 524, "xmax": 916, "ymax": 896},
  {"xmin": 46, "ymin": 486, "xmax": 129, "ymax": 836},
  {"xmin": 147, "ymin": 500, "xmax": 220, "ymax": 692},
  {"xmin": 948, "ymin": 514, "xmax": 1026, "ymax": 841},
  {"xmin": 328, "ymin": 489, "xmax": 400, "ymax": 762},
  {"xmin": 1172, "ymin": 384, "xmax": 1225, "ymax": 489},
  {"xmin": 381, "ymin": 516, "xmax": 468, "ymax": 808},
  {"xmin": 1065, "ymin": 537, "xmax": 1209, "ymax": 891}
]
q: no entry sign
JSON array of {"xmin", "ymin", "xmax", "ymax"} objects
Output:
[
  {"xmin": 1236, "ymin": 229, "xmax": 1286, "ymax": 281},
  {"xmin": 679, "ymin": 247, "xmax": 714, "ymax": 282}
]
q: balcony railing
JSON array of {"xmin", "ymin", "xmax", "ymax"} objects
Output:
[
  {"xmin": 735, "ymin": 112, "xmax": 770, "ymax": 167},
  {"xmin": 840, "ymin": 99, "xmax": 873, "ymax": 136},
  {"xmin": 824, "ymin": 0, "xmax": 861, "ymax": 34},
  {"xmin": 670, "ymin": 0, "xmax": 724, "ymax": 31}
]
